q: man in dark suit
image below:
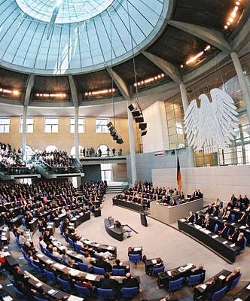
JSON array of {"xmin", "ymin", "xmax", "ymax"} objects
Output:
[
  {"xmin": 225, "ymin": 267, "xmax": 241, "ymax": 288},
  {"xmin": 218, "ymin": 222, "xmax": 230, "ymax": 238},
  {"xmin": 190, "ymin": 264, "xmax": 206, "ymax": 282},
  {"xmin": 122, "ymin": 273, "xmax": 140, "ymax": 288},
  {"xmin": 93, "ymin": 256, "xmax": 112, "ymax": 272},
  {"xmin": 99, "ymin": 273, "xmax": 120, "ymax": 298},
  {"xmin": 204, "ymin": 276, "xmax": 222, "ymax": 300}
]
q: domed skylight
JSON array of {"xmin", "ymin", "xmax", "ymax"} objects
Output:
[{"xmin": 0, "ymin": 0, "xmax": 169, "ymax": 75}]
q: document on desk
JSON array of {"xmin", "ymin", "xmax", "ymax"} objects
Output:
[
  {"xmin": 69, "ymin": 269, "xmax": 79, "ymax": 276},
  {"xmin": 67, "ymin": 296, "xmax": 84, "ymax": 301},
  {"xmin": 219, "ymin": 275, "xmax": 226, "ymax": 280},
  {"xmin": 200, "ymin": 284, "xmax": 207, "ymax": 290},
  {"xmin": 204, "ymin": 230, "xmax": 211, "ymax": 234},
  {"xmin": 246, "ymin": 284, "xmax": 250, "ymax": 290},
  {"xmin": 234, "ymin": 298, "xmax": 243, "ymax": 301},
  {"xmin": 223, "ymin": 241, "xmax": 228, "ymax": 244},
  {"xmin": 107, "ymin": 246, "xmax": 114, "ymax": 250},
  {"xmin": 48, "ymin": 289, "xmax": 58, "ymax": 296},
  {"xmin": 109, "ymin": 225, "xmax": 114, "ymax": 228},
  {"xmin": 152, "ymin": 259, "xmax": 157, "ymax": 264},
  {"xmin": 134, "ymin": 247, "xmax": 141, "ymax": 251},
  {"xmin": 2, "ymin": 297, "xmax": 13, "ymax": 301},
  {"xmin": 167, "ymin": 271, "xmax": 172, "ymax": 276},
  {"xmin": 86, "ymin": 273, "xmax": 97, "ymax": 281},
  {"xmin": 230, "ymin": 243, "xmax": 236, "ymax": 247},
  {"xmin": 180, "ymin": 219, "xmax": 186, "ymax": 222},
  {"xmin": 36, "ymin": 282, "xmax": 43, "ymax": 287},
  {"xmin": 212, "ymin": 235, "xmax": 218, "ymax": 238},
  {"xmin": 240, "ymin": 226, "xmax": 246, "ymax": 229}
]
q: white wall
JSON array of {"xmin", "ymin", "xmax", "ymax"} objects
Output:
[
  {"xmin": 142, "ymin": 101, "xmax": 169, "ymax": 152},
  {"xmin": 152, "ymin": 165, "xmax": 250, "ymax": 202}
]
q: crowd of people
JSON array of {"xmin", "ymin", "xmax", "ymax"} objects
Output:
[
  {"xmin": 80, "ymin": 146, "xmax": 123, "ymax": 157},
  {"xmin": 186, "ymin": 193, "xmax": 250, "ymax": 251},
  {"xmin": 114, "ymin": 180, "xmax": 203, "ymax": 209},
  {"xmin": 0, "ymin": 142, "xmax": 25, "ymax": 168}
]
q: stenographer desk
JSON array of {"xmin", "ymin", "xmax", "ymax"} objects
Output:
[
  {"xmin": 151, "ymin": 198, "xmax": 203, "ymax": 224},
  {"xmin": 104, "ymin": 218, "xmax": 124, "ymax": 241},
  {"xmin": 178, "ymin": 220, "xmax": 241, "ymax": 263}
]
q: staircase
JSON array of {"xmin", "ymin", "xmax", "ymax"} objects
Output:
[{"xmin": 106, "ymin": 182, "xmax": 129, "ymax": 194}]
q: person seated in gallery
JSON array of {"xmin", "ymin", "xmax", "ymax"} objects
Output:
[
  {"xmin": 122, "ymin": 272, "xmax": 140, "ymax": 288},
  {"xmin": 228, "ymin": 227, "xmax": 239, "ymax": 242},
  {"xmin": 186, "ymin": 211, "xmax": 195, "ymax": 223},
  {"xmin": 170, "ymin": 198, "xmax": 177, "ymax": 206},
  {"xmin": 213, "ymin": 206, "xmax": 220, "ymax": 217},
  {"xmin": 234, "ymin": 200, "xmax": 245, "ymax": 211},
  {"xmin": 237, "ymin": 211, "xmax": 248, "ymax": 224},
  {"xmin": 195, "ymin": 214, "xmax": 204, "ymax": 226},
  {"xmin": 204, "ymin": 276, "xmax": 222, "ymax": 300},
  {"xmin": 226, "ymin": 200, "xmax": 234, "ymax": 211},
  {"xmin": 218, "ymin": 222, "xmax": 230, "ymax": 238},
  {"xmin": 243, "ymin": 195, "xmax": 249, "ymax": 207},
  {"xmin": 235, "ymin": 232, "xmax": 246, "ymax": 250},
  {"xmin": 205, "ymin": 204, "xmax": 214, "ymax": 215},
  {"xmin": 225, "ymin": 267, "xmax": 241, "ymax": 288},
  {"xmin": 112, "ymin": 259, "xmax": 129, "ymax": 273}
]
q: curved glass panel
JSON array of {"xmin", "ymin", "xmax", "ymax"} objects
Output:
[
  {"xmin": 15, "ymin": 0, "xmax": 115, "ymax": 23},
  {"xmin": 0, "ymin": 0, "xmax": 169, "ymax": 74}
]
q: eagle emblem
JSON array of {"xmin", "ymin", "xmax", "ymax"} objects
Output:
[{"xmin": 184, "ymin": 88, "xmax": 238, "ymax": 154}]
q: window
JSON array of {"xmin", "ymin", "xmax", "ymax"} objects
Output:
[
  {"xmin": 19, "ymin": 117, "xmax": 34, "ymax": 133},
  {"xmin": 96, "ymin": 118, "xmax": 109, "ymax": 133},
  {"xmin": 0, "ymin": 118, "xmax": 10, "ymax": 133},
  {"xmin": 45, "ymin": 118, "xmax": 58, "ymax": 133},
  {"xmin": 70, "ymin": 118, "xmax": 85, "ymax": 133}
]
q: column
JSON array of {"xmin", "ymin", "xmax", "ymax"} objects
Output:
[
  {"xmin": 127, "ymin": 100, "xmax": 137, "ymax": 185},
  {"xmin": 179, "ymin": 83, "xmax": 195, "ymax": 167},
  {"xmin": 231, "ymin": 52, "xmax": 250, "ymax": 122},
  {"xmin": 74, "ymin": 105, "xmax": 79, "ymax": 160},
  {"xmin": 21, "ymin": 106, "xmax": 28, "ymax": 160}
]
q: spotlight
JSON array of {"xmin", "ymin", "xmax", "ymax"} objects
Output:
[
  {"xmin": 109, "ymin": 126, "xmax": 115, "ymax": 132},
  {"xmin": 141, "ymin": 130, "xmax": 147, "ymax": 136},
  {"xmin": 135, "ymin": 116, "xmax": 144, "ymax": 123},
  {"xmin": 107, "ymin": 122, "xmax": 113, "ymax": 128},
  {"xmin": 113, "ymin": 134, "xmax": 118, "ymax": 140},
  {"xmin": 139, "ymin": 122, "xmax": 147, "ymax": 130},
  {"xmin": 110, "ymin": 130, "xmax": 117, "ymax": 137},
  {"xmin": 132, "ymin": 110, "xmax": 141, "ymax": 117}
]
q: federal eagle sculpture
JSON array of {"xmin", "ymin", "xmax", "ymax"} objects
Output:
[{"xmin": 184, "ymin": 88, "xmax": 239, "ymax": 154}]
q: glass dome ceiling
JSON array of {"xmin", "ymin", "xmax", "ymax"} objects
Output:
[
  {"xmin": 16, "ymin": 0, "xmax": 115, "ymax": 23},
  {"xmin": 0, "ymin": 0, "xmax": 168, "ymax": 75}
]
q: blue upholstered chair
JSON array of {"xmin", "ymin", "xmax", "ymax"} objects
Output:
[
  {"xmin": 74, "ymin": 284, "xmax": 92, "ymax": 297},
  {"xmin": 121, "ymin": 287, "xmax": 139, "ymax": 298},
  {"xmin": 227, "ymin": 273, "xmax": 241, "ymax": 291},
  {"xmin": 211, "ymin": 286, "xmax": 227, "ymax": 301},
  {"xmin": 97, "ymin": 288, "xmax": 115, "ymax": 299},
  {"xmin": 44, "ymin": 269, "xmax": 56, "ymax": 283},
  {"xmin": 78, "ymin": 262, "xmax": 89, "ymax": 272},
  {"xmin": 168, "ymin": 277, "xmax": 184, "ymax": 292},
  {"xmin": 112, "ymin": 268, "xmax": 126, "ymax": 276},
  {"xmin": 187, "ymin": 273, "xmax": 204, "ymax": 286},
  {"xmin": 57, "ymin": 277, "xmax": 71, "ymax": 292},
  {"xmin": 128, "ymin": 253, "xmax": 141, "ymax": 265},
  {"xmin": 151, "ymin": 265, "xmax": 165, "ymax": 276},
  {"xmin": 93, "ymin": 266, "xmax": 105, "ymax": 275}
]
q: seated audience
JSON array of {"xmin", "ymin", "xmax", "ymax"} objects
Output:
[{"xmin": 122, "ymin": 272, "xmax": 140, "ymax": 288}]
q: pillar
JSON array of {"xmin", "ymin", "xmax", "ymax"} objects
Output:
[
  {"xmin": 21, "ymin": 106, "xmax": 28, "ymax": 160},
  {"xmin": 179, "ymin": 83, "xmax": 195, "ymax": 167},
  {"xmin": 74, "ymin": 106, "xmax": 79, "ymax": 159}
]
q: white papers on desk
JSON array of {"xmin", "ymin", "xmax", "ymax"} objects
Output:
[
  {"xmin": 195, "ymin": 225, "xmax": 201, "ymax": 229},
  {"xmin": 68, "ymin": 269, "xmax": 78, "ymax": 276},
  {"xmin": 3, "ymin": 251, "xmax": 10, "ymax": 256},
  {"xmin": 36, "ymin": 253, "xmax": 45, "ymax": 258},
  {"xmin": 188, "ymin": 222, "xmax": 192, "ymax": 225},
  {"xmin": 109, "ymin": 225, "xmax": 114, "ymax": 228},
  {"xmin": 219, "ymin": 275, "xmax": 226, "ymax": 280},
  {"xmin": 2, "ymin": 296, "xmax": 13, "ymax": 301},
  {"xmin": 107, "ymin": 246, "xmax": 113, "ymax": 250},
  {"xmin": 230, "ymin": 243, "xmax": 236, "ymax": 247},
  {"xmin": 212, "ymin": 235, "xmax": 218, "ymax": 238},
  {"xmin": 200, "ymin": 284, "xmax": 207, "ymax": 290},
  {"xmin": 152, "ymin": 259, "xmax": 157, "ymax": 264},
  {"xmin": 67, "ymin": 296, "xmax": 84, "ymax": 301},
  {"xmin": 167, "ymin": 271, "xmax": 172, "ymax": 276},
  {"xmin": 231, "ymin": 223, "xmax": 235, "ymax": 225},
  {"xmin": 223, "ymin": 241, "xmax": 228, "ymax": 244},
  {"xmin": 204, "ymin": 230, "xmax": 211, "ymax": 234},
  {"xmin": 240, "ymin": 226, "xmax": 246, "ymax": 229},
  {"xmin": 46, "ymin": 260, "xmax": 53, "ymax": 264},
  {"xmin": 180, "ymin": 219, "xmax": 186, "ymax": 222},
  {"xmin": 48, "ymin": 289, "xmax": 57, "ymax": 295},
  {"xmin": 214, "ymin": 216, "xmax": 218, "ymax": 219},
  {"xmin": 86, "ymin": 273, "xmax": 97, "ymax": 281},
  {"xmin": 234, "ymin": 298, "xmax": 243, "ymax": 301},
  {"xmin": 54, "ymin": 263, "xmax": 65, "ymax": 270},
  {"xmin": 36, "ymin": 282, "xmax": 43, "ymax": 287},
  {"xmin": 246, "ymin": 284, "xmax": 250, "ymax": 290},
  {"xmin": 134, "ymin": 247, "xmax": 142, "ymax": 251}
]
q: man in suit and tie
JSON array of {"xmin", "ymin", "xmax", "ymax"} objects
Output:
[{"xmin": 122, "ymin": 273, "xmax": 140, "ymax": 288}]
